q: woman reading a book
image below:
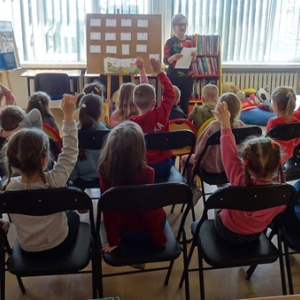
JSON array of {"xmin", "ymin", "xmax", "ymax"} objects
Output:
[{"xmin": 163, "ymin": 13, "xmax": 196, "ymax": 116}]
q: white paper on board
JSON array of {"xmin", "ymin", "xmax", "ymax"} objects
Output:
[
  {"xmin": 149, "ymin": 54, "xmax": 160, "ymax": 60},
  {"xmin": 120, "ymin": 33, "xmax": 131, "ymax": 41},
  {"xmin": 90, "ymin": 32, "xmax": 101, "ymax": 40},
  {"xmin": 122, "ymin": 44, "xmax": 130, "ymax": 55},
  {"xmin": 90, "ymin": 19, "xmax": 101, "ymax": 27},
  {"xmin": 106, "ymin": 19, "xmax": 117, "ymax": 27},
  {"xmin": 90, "ymin": 45, "xmax": 101, "ymax": 53},
  {"xmin": 137, "ymin": 32, "xmax": 148, "ymax": 40},
  {"xmin": 105, "ymin": 33, "xmax": 116, "ymax": 41},
  {"xmin": 136, "ymin": 45, "xmax": 147, "ymax": 52},
  {"xmin": 121, "ymin": 19, "xmax": 132, "ymax": 27},
  {"xmin": 137, "ymin": 19, "xmax": 148, "ymax": 28},
  {"xmin": 106, "ymin": 46, "xmax": 117, "ymax": 54},
  {"xmin": 175, "ymin": 47, "xmax": 197, "ymax": 69}
]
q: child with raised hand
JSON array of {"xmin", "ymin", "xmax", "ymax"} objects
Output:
[
  {"xmin": 0, "ymin": 82, "xmax": 16, "ymax": 107},
  {"xmin": 213, "ymin": 101, "xmax": 285, "ymax": 243},
  {"xmin": 181, "ymin": 93, "xmax": 244, "ymax": 205},
  {"xmin": 266, "ymin": 86, "xmax": 300, "ymax": 162},
  {"xmin": 99, "ymin": 120, "xmax": 167, "ymax": 253},
  {"xmin": 69, "ymin": 93, "xmax": 107, "ymax": 184},
  {"xmin": 3, "ymin": 93, "xmax": 79, "ymax": 254},
  {"xmin": 130, "ymin": 58, "xmax": 175, "ymax": 177},
  {"xmin": 26, "ymin": 91, "xmax": 60, "ymax": 134},
  {"xmin": 110, "ymin": 56, "xmax": 147, "ymax": 127},
  {"xmin": 189, "ymin": 84, "xmax": 219, "ymax": 131}
]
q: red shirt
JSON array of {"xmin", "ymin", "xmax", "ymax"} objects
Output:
[
  {"xmin": 99, "ymin": 166, "xmax": 167, "ymax": 247},
  {"xmin": 266, "ymin": 109, "xmax": 300, "ymax": 162},
  {"xmin": 130, "ymin": 72, "xmax": 175, "ymax": 164}
]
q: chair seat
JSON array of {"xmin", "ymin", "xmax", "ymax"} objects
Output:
[
  {"xmin": 283, "ymin": 161, "xmax": 300, "ymax": 182},
  {"xmin": 191, "ymin": 220, "xmax": 279, "ymax": 268},
  {"xmin": 155, "ymin": 166, "xmax": 186, "ymax": 184},
  {"xmin": 200, "ymin": 171, "xmax": 228, "ymax": 185},
  {"xmin": 7, "ymin": 222, "xmax": 91, "ymax": 276},
  {"xmin": 100, "ymin": 221, "xmax": 181, "ymax": 266}
]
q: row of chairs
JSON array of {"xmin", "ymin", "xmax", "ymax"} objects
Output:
[{"xmin": 1, "ymin": 183, "xmax": 300, "ymax": 299}]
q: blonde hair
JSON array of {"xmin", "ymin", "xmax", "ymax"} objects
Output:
[
  {"xmin": 173, "ymin": 85, "xmax": 181, "ymax": 104},
  {"xmin": 3, "ymin": 128, "xmax": 50, "ymax": 189},
  {"xmin": 218, "ymin": 92, "xmax": 241, "ymax": 125},
  {"xmin": 240, "ymin": 137, "xmax": 284, "ymax": 185},
  {"xmin": 133, "ymin": 84, "xmax": 156, "ymax": 110},
  {"xmin": 26, "ymin": 91, "xmax": 54, "ymax": 120},
  {"xmin": 0, "ymin": 106, "xmax": 25, "ymax": 131},
  {"xmin": 202, "ymin": 84, "xmax": 219, "ymax": 104},
  {"xmin": 171, "ymin": 13, "xmax": 188, "ymax": 31},
  {"xmin": 271, "ymin": 86, "xmax": 296, "ymax": 120},
  {"xmin": 115, "ymin": 83, "xmax": 139, "ymax": 121},
  {"xmin": 98, "ymin": 121, "xmax": 146, "ymax": 186}
]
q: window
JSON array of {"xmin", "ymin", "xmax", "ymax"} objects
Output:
[
  {"xmin": 172, "ymin": 0, "xmax": 300, "ymax": 63},
  {"xmin": 0, "ymin": 0, "xmax": 150, "ymax": 63},
  {"xmin": 1, "ymin": 0, "xmax": 299, "ymax": 64}
]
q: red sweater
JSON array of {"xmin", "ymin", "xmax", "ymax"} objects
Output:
[
  {"xmin": 266, "ymin": 109, "xmax": 300, "ymax": 163},
  {"xmin": 129, "ymin": 72, "xmax": 175, "ymax": 164},
  {"xmin": 220, "ymin": 128, "xmax": 285, "ymax": 235},
  {"xmin": 99, "ymin": 166, "xmax": 167, "ymax": 247}
]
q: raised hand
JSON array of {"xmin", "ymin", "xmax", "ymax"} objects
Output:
[
  {"xmin": 213, "ymin": 101, "xmax": 231, "ymax": 129},
  {"xmin": 150, "ymin": 58, "xmax": 162, "ymax": 75},
  {"xmin": 61, "ymin": 93, "xmax": 77, "ymax": 121},
  {"xmin": 135, "ymin": 56, "xmax": 145, "ymax": 70}
]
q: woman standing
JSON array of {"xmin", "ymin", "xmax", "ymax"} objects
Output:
[{"xmin": 163, "ymin": 13, "xmax": 196, "ymax": 116}]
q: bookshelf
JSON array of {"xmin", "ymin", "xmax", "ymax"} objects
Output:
[{"xmin": 191, "ymin": 34, "xmax": 222, "ymax": 100}]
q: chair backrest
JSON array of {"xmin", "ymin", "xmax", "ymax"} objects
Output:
[
  {"xmin": 34, "ymin": 73, "xmax": 71, "ymax": 100},
  {"xmin": 0, "ymin": 187, "xmax": 94, "ymax": 227},
  {"xmin": 96, "ymin": 182, "xmax": 192, "ymax": 232},
  {"xmin": 199, "ymin": 184, "xmax": 296, "ymax": 226},
  {"xmin": 266, "ymin": 122, "xmax": 300, "ymax": 141},
  {"xmin": 169, "ymin": 119, "xmax": 197, "ymax": 135},
  {"xmin": 197, "ymin": 117, "xmax": 216, "ymax": 139},
  {"xmin": 144, "ymin": 130, "xmax": 196, "ymax": 151},
  {"xmin": 78, "ymin": 129, "xmax": 110, "ymax": 150},
  {"xmin": 43, "ymin": 123, "xmax": 62, "ymax": 152}
]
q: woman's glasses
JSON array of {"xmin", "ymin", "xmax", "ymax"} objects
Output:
[{"xmin": 176, "ymin": 23, "xmax": 188, "ymax": 27}]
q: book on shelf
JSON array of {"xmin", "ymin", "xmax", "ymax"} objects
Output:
[
  {"xmin": 104, "ymin": 57, "xmax": 138, "ymax": 74},
  {"xmin": 193, "ymin": 57, "xmax": 219, "ymax": 75},
  {"xmin": 0, "ymin": 52, "xmax": 17, "ymax": 70},
  {"xmin": 193, "ymin": 34, "xmax": 220, "ymax": 55}
]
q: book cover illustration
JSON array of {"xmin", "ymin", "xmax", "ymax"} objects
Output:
[{"xmin": 104, "ymin": 57, "xmax": 138, "ymax": 74}]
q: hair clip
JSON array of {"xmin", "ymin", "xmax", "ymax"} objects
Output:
[
  {"xmin": 82, "ymin": 92, "xmax": 86, "ymax": 95},
  {"xmin": 81, "ymin": 103, "xmax": 86, "ymax": 108},
  {"xmin": 38, "ymin": 100, "xmax": 42, "ymax": 104},
  {"xmin": 270, "ymin": 140, "xmax": 276, "ymax": 146},
  {"xmin": 286, "ymin": 93, "xmax": 291, "ymax": 98},
  {"xmin": 244, "ymin": 160, "xmax": 248, "ymax": 166}
]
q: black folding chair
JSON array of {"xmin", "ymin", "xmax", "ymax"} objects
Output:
[
  {"xmin": 0, "ymin": 187, "xmax": 97, "ymax": 300},
  {"xmin": 180, "ymin": 184, "xmax": 297, "ymax": 300},
  {"xmin": 194, "ymin": 126, "xmax": 262, "ymax": 206},
  {"xmin": 34, "ymin": 73, "xmax": 71, "ymax": 100},
  {"xmin": 95, "ymin": 182, "xmax": 193, "ymax": 300},
  {"xmin": 68, "ymin": 129, "xmax": 110, "ymax": 190},
  {"xmin": 266, "ymin": 122, "xmax": 300, "ymax": 181}
]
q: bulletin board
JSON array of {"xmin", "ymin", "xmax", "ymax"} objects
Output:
[
  {"xmin": 86, "ymin": 14, "xmax": 161, "ymax": 75},
  {"xmin": 0, "ymin": 21, "xmax": 20, "ymax": 68}
]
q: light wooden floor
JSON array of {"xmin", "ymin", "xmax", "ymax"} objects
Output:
[{"xmin": 3, "ymin": 108, "xmax": 300, "ymax": 300}]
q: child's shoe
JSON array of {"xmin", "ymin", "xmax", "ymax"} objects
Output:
[{"xmin": 192, "ymin": 186, "xmax": 202, "ymax": 206}]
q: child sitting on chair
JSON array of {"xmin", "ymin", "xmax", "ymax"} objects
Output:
[
  {"xmin": 69, "ymin": 93, "xmax": 107, "ymax": 184},
  {"xmin": 213, "ymin": 100, "xmax": 285, "ymax": 243},
  {"xmin": 169, "ymin": 85, "xmax": 187, "ymax": 120},
  {"xmin": 0, "ymin": 83, "xmax": 16, "ymax": 108},
  {"xmin": 26, "ymin": 91, "xmax": 60, "ymax": 134},
  {"xmin": 130, "ymin": 58, "xmax": 175, "ymax": 177},
  {"xmin": 99, "ymin": 120, "xmax": 166, "ymax": 253},
  {"xmin": 189, "ymin": 84, "xmax": 219, "ymax": 131},
  {"xmin": 2, "ymin": 94, "xmax": 80, "ymax": 254},
  {"xmin": 266, "ymin": 86, "xmax": 300, "ymax": 162},
  {"xmin": 110, "ymin": 56, "xmax": 149, "ymax": 128}
]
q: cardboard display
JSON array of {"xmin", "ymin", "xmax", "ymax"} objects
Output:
[{"xmin": 86, "ymin": 14, "xmax": 161, "ymax": 75}]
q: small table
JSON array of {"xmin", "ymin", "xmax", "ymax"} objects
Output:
[{"xmin": 21, "ymin": 69, "xmax": 82, "ymax": 97}]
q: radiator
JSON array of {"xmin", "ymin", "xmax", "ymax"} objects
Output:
[{"xmin": 223, "ymin": 72, "xmax": 299, "ymax": 93}]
